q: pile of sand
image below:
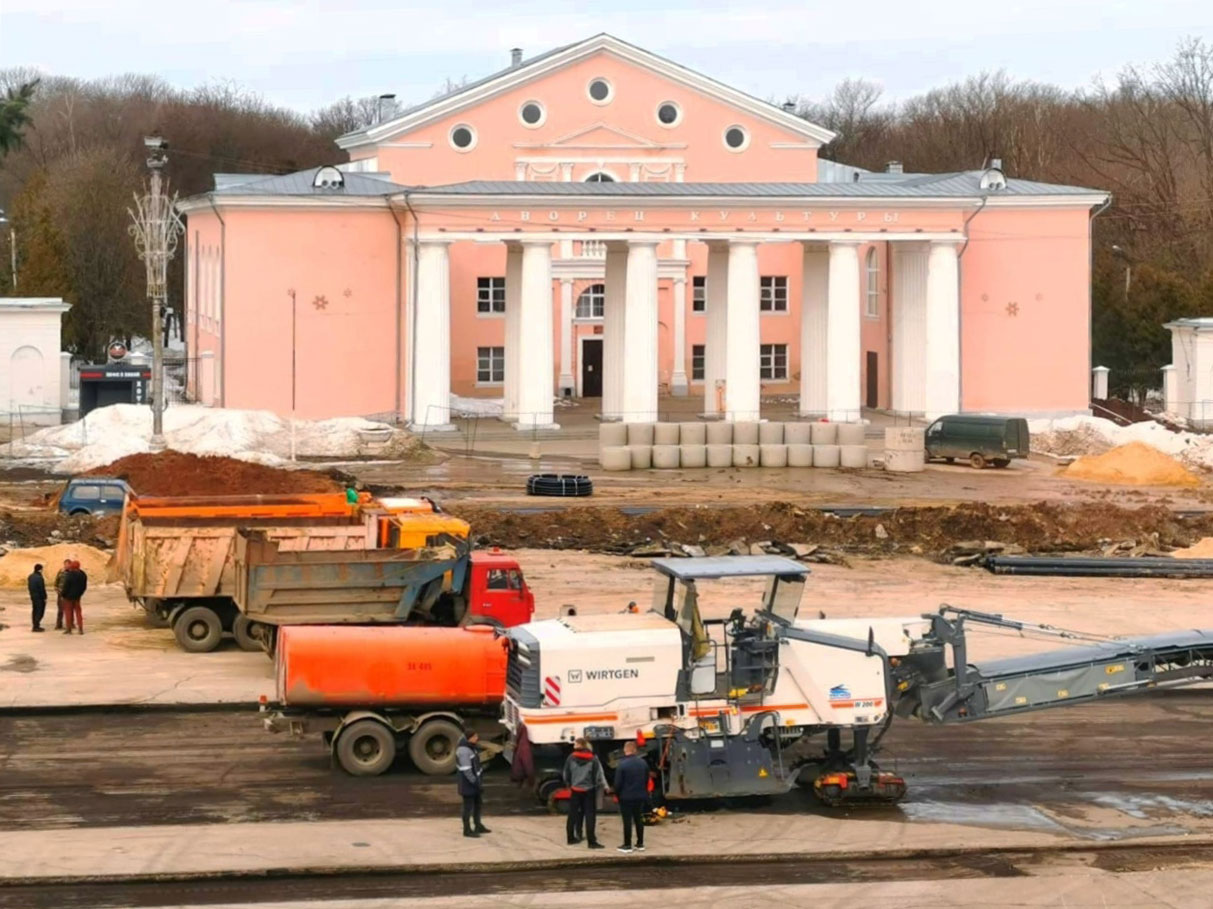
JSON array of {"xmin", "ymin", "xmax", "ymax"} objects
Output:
[
  {"xmin": 1062, "ymin": 442, "xmax": 1201, "ymax": 487},
  {"xmin": 0, "ymin": 543, "xmax": 112, "ymax": 588},
  {"xmin": 87, "ymin": 452, "xmax": 342, "ymax": 497},
  {"xmin": 1170, "ymin": 537, "xmax": 1213, "ymax": 558}
]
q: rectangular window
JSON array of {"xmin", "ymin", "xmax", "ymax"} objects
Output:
[
  {"xmin": 691, "ymin": 344, "xmax": 705, "ymax": 381},
  {"xmin": 692, "ymin": 276, "xmax": 706, "ymax": 313},
  {"xmin": 760, "ymin": 276, "xmax": 788, "ymax": 312},
  {"xmin": 477, "ymin": 277, "xmax": 506, "ymax": 314},
  {"xmin": 476, "ymin": 346, "xmax": 505, "ymax": 383},
  {"xmin": 759, "ymin": 343, "xmax": 788, "ymax": 380}
]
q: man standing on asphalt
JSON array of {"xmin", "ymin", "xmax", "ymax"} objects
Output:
[
  {"xmin": 562, "ymin": 738, "xmax": 607, "ymax": 849},
  {"xmin": 614, "ymin": 741, "xmax": 650, "ymax": 854},
  {"xmin": 27, "ymin": 564, "xmax": 47, "ymax": 632},
  {"xmin": 455, "ymin": 728, "xmax": 490, "ymax": 838},
  {"xmin": 60, "ymin": 560, "xmax": 87, "ymax": 635},
  {"xmin": 53, "ymin": 558, "xmax": 70, "ymax": 630}
]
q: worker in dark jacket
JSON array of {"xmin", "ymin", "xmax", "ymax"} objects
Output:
[
  {"xmin": 562, "ymin": 738, "xmax": 607, "ymax": 849},
  {"xmin": 60, "ymin": 560, "xmax": 88, "ymax": 634},
  {"xmin": 613, "ymin": 741, "xmax": 650, "ymax": 853},
  {"xmin": 53, "ymin": 559, "xmax": 70, "ymax": 630},
  {"xmin": 27, "ymin": 564, "xmax": 47, "ymax": 632},
  {"xmin": 455, "ymin": 728, "xmax": 490, "ymax": 838}
]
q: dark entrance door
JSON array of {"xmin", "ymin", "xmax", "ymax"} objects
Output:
[
  {"xmin": 865, "ymin": 351, "xmax": 878, "ymax": 409},
  {"xmin": 582, "ymin": 338, "xmax": 603, "ymax": 397}
]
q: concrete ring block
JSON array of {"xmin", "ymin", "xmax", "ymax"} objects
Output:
[
  {"xmin": 760, "ymin": 443, "xmax": 788, "ymax": 467},
  {"xmin": 733, "ymin": 443, "xmax": 761, "ymax": 468},
  {"xmin": 885, "ymin": 449, "xmax": 926, "ymax": 473},
  {"xmin": 705, "ymin": 422, "xmax": 733, "ymax": 445},
  {"xmin": 599, "ymin": 422, "xmax": 628, "ymax": 447},
  {"xmin": 813, "ymin": 444, "xmax": 841, "ymax": 468},
  {"xmin": 706, "ymin": 443, "xmax": 733, "ymax": 468},
  {"xmin": 758, "ymin": 422, "xmax": 784, "ymax": 445},
  {"xmin": 626, "ymin": 423, "xmax": 655, "ymax": 446},
  {"xmin": 651, "ymin": 444, "xmax": 681, "ymax": 469},
  {"xmin": 679, "ymin": 444, "xmax": 707, "ymax": 468},
  {"xmin": 810, "ymin": 423, "xmax": 837, "ymax": 445},
  {"xmin": 732, "ymin": 422, "xmax": 760, "ymax": 445},
  {"xmin": 629, "ymin": 445, "xmax": 653, "ymax": 469},
  {"xmin": 787, "ymin": 443, "xmax": 814, "ymax": 467},
  {"xmin": 884, "ymin": 427, "xmax": 925, "ymax": 451},
  {"xmin": 840, "ymin": 444, "xmax": 868, "ymax": 468},
  {"xmin": 784, "ymin": 423, "xmax": 812, "ymax": 445},
  {"xmin": 836, "ymin": 423, "xmax": 866, "ymax": 446},
  {"xmin": 600, "ymin": 446, "xmax": 632, "ymax": 471},
  {"xmin": 653, "ymin": 422, "xmax": 680, "ymax": 446},
  {"xmin": 679, "ymin": 422, "xmax": 707, "ymax": 445}
]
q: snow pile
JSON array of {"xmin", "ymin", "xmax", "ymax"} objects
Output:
[
  {"xmin": 1029, "ymin": 415, "xmax": 1213, "ymax": 471},
  {"xmin": 0, "ymin": 404, "xmax": 414, "ymax": 473},
  {"xmin": 450, "ymin": 394, "xmax": 504, "ymax": 417}
]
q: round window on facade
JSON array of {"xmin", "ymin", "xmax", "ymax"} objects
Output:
[
  {"xmin": 587, "ymin": 77, "xmax": 613, "ymax": 104},
  {"xmin": 656, "ymin": 101, "xmax": 682, "ymax": 127},
  {"xmin": 449, "ymin": 123, "xmax": 477, "ymax": 151},
  {"xmin": 723, "ymin": 125, "xmax": 749, "ymax": 151},
  {"xmin": 519, "ymin": 101, "xmax": 545, "ymax": 128}
]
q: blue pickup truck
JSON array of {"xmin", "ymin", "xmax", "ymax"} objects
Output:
[{"xmin": 58, "ymin": 477, "xmax": 131, "ymax": 516}]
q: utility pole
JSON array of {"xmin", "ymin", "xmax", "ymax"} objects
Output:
[
  {"xmin": 129, "ymin": 137, "xmax": 184, "ymax": 450},
  {"xmin": 0, "ymin": 209, "xmax": 15, "ymax": 291}
]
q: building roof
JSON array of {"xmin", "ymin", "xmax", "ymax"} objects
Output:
[
  {"xmin": 412, "ymin": 171, "xmax": 1105, "ymax": 199},
  {"xmin": 209, "ymin": 166, "xmax": 410, "ymax": 197},
  {"xmin": 0, "ymin": 297, "xmax": 70, "ymax": 312},
  {"xmin": 336, "ymin": 33, "xmax": 836, "ymax": 150}
]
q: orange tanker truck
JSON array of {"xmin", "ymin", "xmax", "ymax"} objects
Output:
[{"xmin": 263, "ymin": 624, "xmax": 509, "ymax": 776}]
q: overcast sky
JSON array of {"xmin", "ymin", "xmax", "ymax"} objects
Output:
[{"xmin": 2, "ymin": 0, "xmax": 1210, "ymax": 113}]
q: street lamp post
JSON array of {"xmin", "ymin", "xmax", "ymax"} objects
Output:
[
  {"xmin": 129, "ymin": 137, "xmax": 184, "ymax": 450},
  {"xmin": 0, "ymin": 209, "xmax": 16, "ymax": 291}
]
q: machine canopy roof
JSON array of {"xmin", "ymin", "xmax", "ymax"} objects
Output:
[{"xmin": 651, "ymin": 555, "xmax": 808, "ymax": 581}]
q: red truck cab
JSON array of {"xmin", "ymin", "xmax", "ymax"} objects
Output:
[{"xmin": 466, "ymin": 550, "xmax": 535, "ymax": 627}]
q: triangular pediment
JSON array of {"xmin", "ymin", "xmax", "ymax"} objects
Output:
[{"xmin": 515, "ymin": 122, "xmax": 675, "ymax": 151}]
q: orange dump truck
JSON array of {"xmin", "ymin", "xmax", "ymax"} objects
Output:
[
  {"xmin": 263, "ymin": 624, "xmax": 509, "ymax": 776},
  {"xmin": 113, "ymin": 492, "xmax": 476, "ymax": 652}
]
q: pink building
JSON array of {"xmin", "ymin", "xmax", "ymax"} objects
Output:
[{"xmin": 178, "ymin": 34, "xmax": 1108, "ymax": 427}]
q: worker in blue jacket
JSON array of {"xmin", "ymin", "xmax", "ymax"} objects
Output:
[
  {"xmin": 455, "ymin": 728, "xmax": 490, "ymax": 838},
  {"xmin": 613, "ymin": 740, "xmax": 650, "ymax": 853}
]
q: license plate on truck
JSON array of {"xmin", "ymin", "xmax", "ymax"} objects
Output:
[{"xmin": 583, "ymin": 725, "xmax": 615, "ymax": 740}]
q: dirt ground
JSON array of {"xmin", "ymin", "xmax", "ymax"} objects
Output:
[{"xmin": 84, "ymin": 452, "xmax": 344, "ymax": 497}]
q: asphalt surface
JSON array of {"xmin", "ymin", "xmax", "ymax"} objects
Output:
[
  {"xmin": 8, "ymin": 843, "xmax": 1213, "ymax": 909},
  {"xmin": 4, "ymin": 690, "xmax": 1213, "ymax": 832}
]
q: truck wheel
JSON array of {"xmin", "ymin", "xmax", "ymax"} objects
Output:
[
  {"xmin": 408, "ymin": 719, "xmax": 463, "ymax": 775},
  {"xmin": 969, "ymin": 453, "xmax": 987, "ymax": 470},
  {"xmin": 173, "ymin": 606, "xmax": 223, "ymax": 653},
  {"xmin": 335, "ymin": 719, "xmax": 397, "ymax": 776},
  {"xmin": 993, "ymin": 458, "xmax": 1010, "ymax": 469},
  {"xmin": 231, "ymin": 615, "xmax": 262, "ymax": 652}
]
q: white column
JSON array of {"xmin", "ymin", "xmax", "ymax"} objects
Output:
[
  {"xmin": 671, "ymin": 276, "xmax": 689, "ymax": 395},
  {"xmin": 826, "ymin": 242, "xmax": 862, "ymax": 422},
  {"xmin": 503, "ymin": 242, "xmax": 523, "ymax": 421},
  {"xmin": 558, "ymin": 278, "xmax": 575, "ymax": 396},
  {"xmin": 1162, "ymin": 365, "xmax": 1177, "ymax": 417},
  {"xmin": 1091, "ymin": 365, "xmax": 1109, "ymax": 400},
  {"xmin": 621, "ymin": 240, "xmax": 660, "ymax": 422},
  {"xmin": 891, "ymin": 242, "xmax": 928, "ymax": 414},
  {"xmin": 516, "ymin": 240, "xmax": 556, "ymax": 429},
  {"xmin": 924, "ymin": 240, "xmax": 961, "ymax": 420},
  {"xmin": 602, "ymin": 241, "xmax": 628, "ymax": 419},
  {"xmin": 704, "ymin": 241, "xmax": 729, "ymax": 416},
  {"xmin": 725, "ymin": 240, "xmax": 761, "ymax": 422},
  {"xmin": 799, "ymin": 243, "xmax": 828, "ymax": 415},
  {"xmin": 412, "ymin": 240, "xmax": 453, "ymax": 428}
]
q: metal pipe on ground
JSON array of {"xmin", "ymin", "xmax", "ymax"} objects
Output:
[{"xmin": 985, "ymin": 555, "xmax": 1213, "ymax": 578}]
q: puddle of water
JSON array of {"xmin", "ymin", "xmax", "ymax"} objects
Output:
[
  {"xmin": 1088, "ymin": 792, "xmax": 1213, "ymax": 820},
  {"xmin": 901, "ymin": 799, "xmax": 1069, "ymax": 833}
]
